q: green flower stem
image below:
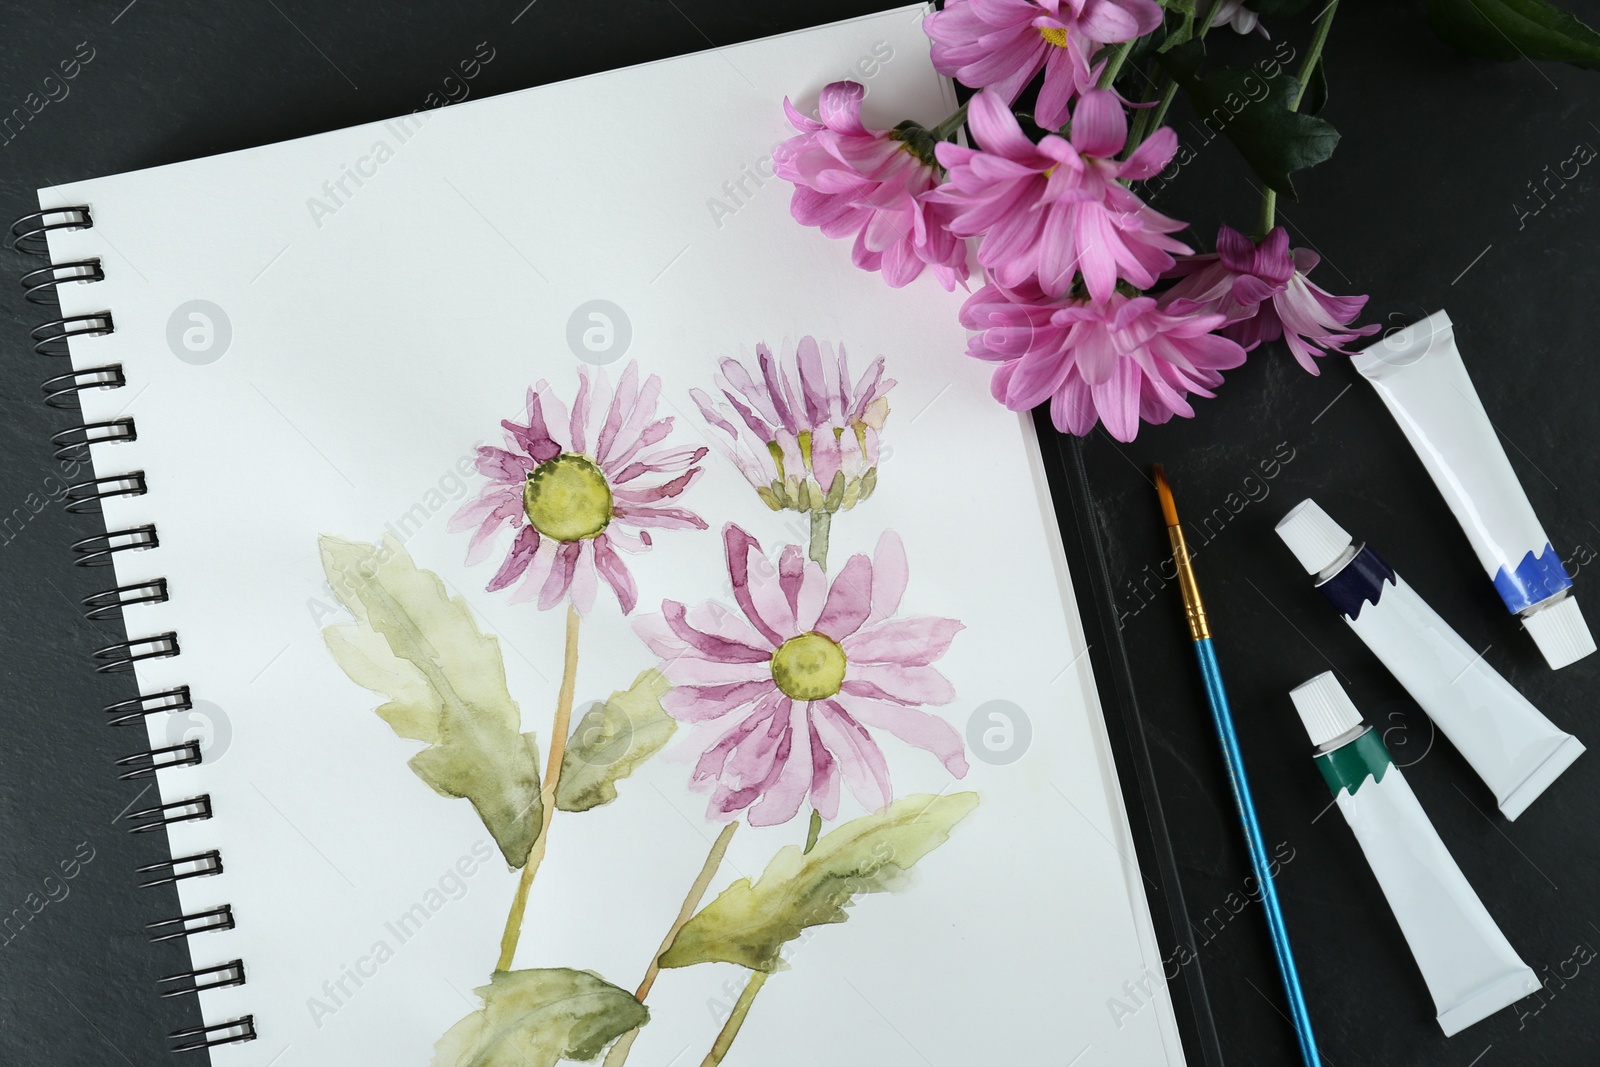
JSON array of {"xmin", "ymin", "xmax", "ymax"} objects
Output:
[
  {"xmin": 1094, "ymin": 38, "xmax": 1136, "ymax": 90},
  {"xmin": 1257, "ymin": 188, "xmax": 1277, "ymax": 241},
  {"xmin": 495, "ymin": 602, "xmax": 581, "ymax": 972},
  {"xmin": 1258, "ymin": 0, "xmax": 1339, "ymax": 235},
  {"xmin": 1122, "ymin": 0, "xmax": 1223, "ymax": 159},
  {"xmin": 931, "ymin": 101, "xmax": 969, "ymax": 142},
  {"xmin": 808, "ymin": 510, "xmax": 832, "ymax": 571},
  {"xmin": 803, "ymin": 808, "xmax": 822, "ymax": 854},
  {"xmin": 702, "ymin": 971, "xmax": 770, "ymax": 1067},
  {"xmin": 603, "ymin": 821, "xmax": 741, "ymax": 1067}
]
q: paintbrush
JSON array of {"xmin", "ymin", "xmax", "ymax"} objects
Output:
[{"xmin": 1153, "ymin": 464, "xmax": 1321, "ymax": 1067}]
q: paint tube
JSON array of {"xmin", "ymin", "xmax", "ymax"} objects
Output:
[
  {"xmin": 1276, "ymin": 499, "xmax": 1583, "ymax": 820},
  {"xmin": 1352, "ymin": 311, "xmax": 1595, "ymax": 669},
  {"xmin": 1289, "ymin": 672, "xmax": 1539, "ymax": 1036}
]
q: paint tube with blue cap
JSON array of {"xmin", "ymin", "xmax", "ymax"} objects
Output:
[
  {"xmin": 1276, "ymin": 499, "xmax": 1583, "ymax": 820},
  {"xmin": 1289, "ymin": 672, "xmax": 1539, "ymax": 1036},
  {"xmin": 1352, "ymin": 310, "xmax": 1595, "ymax": 670}
]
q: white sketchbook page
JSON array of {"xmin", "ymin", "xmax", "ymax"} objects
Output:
[{"xmin": 44, "ymin": 7, "xmax": 1185, "ymax": 1065}]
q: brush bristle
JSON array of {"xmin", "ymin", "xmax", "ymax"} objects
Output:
[{"xmin": 1152, "ymin": 464, "xmax": 1180, "ymax": 527}]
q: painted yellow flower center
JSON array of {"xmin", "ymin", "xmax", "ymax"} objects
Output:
[
  {"xmin": 1039, "ymin": 25, "xmax": 1069, "ymax": 48},
  {"xmin": 523, "ymin": 453, "xmax": 613, "ymax": 542},
  {"xmin": 770, "ymin": 631, "xmax": 847, "ymax": 702}
]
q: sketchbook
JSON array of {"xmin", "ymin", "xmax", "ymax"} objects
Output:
[{"xmin": 19, "ymin": 7, "xmax": 1192, "ymax": 1065}]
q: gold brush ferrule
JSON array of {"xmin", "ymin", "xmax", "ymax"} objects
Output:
[{"xmin": 1166, "ymin": 523, "xmax": 1211, "ymax": 641}]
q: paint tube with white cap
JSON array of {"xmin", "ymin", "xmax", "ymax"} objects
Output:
[
  {"xmin": 1276, "ymin": 498, "xmax": 1583, "ymax": 819},
  {"xmin": 1290, "ymin": 672, "xmax": 1539, "ymax": 1036},
  {"xmin": 1352, "ymin": 310, "xmax": 1595, "ymax": 670}
]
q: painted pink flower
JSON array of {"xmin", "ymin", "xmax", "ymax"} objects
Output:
[
  {"xmin": 925, "ymin": 0, "xmax": 1162, "ymax": 129},
  {"xmin": 929, "ymin": 89, "xmax": 1189, "ymax": 302},
  {"xmin": 1160, "ymin": 225, "xmax": 1378, "ymax": 374},
  {"xmin": 689, "ymin": 337, "xmax": 891, "ymax": 515},
  {"xmin": 634, "ymin": 525, "xmax": 968, "ymax": 827},
  {"xmin": 450, "ymin": 362, "xmax": 708, "ymax": 615},
  {"xmin": 774, "ymin": 81, "xmax": 969, "ymax": 290},
  {"xmin": 961, "ymin": 282, "xmax": 1248, "ymax": 441}
]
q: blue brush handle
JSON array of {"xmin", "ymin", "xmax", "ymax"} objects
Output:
[{"xmin": 1194, "ymin": 637, "xmax": 1320, "ymax": 1067}]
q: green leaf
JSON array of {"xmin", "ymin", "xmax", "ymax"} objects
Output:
[
  {"xmin": 1157, "ymin": 0, "xmax": 1198, "ymax": 54},
  {"xmin": 1161, "ymin": 55, "xmax": 1340, "ymax": 198},
  {"xmin": 320, "ymin": 535, "xmax": 543, "ymax": 868},
  {"xmin": 660, "ymin": 792, "xmax": 979, "ymax": 974},
  {"xmin": 431, "ymin": 968, "xmax": 648, "ymax": 1067},
  {"xmin": 556, "ymin": 669, "xmax": 677, "ymax": 813},
  {"xmin": 1429, "ymin": 0, "xmax": 1600, "ymax": 71}
]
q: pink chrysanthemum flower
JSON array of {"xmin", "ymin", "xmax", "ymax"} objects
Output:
[
  {"xmin": 690, "ymin": 337, "xmax": 891, "ymax": 517},
  {"xmin": 774, "ymin": 81, "xmax": 969, "ymax": 290},
  {"xmin": 1160, "ymin": 225, "xmax": 1378, "ymax": 374},
  {"xmin": 961, "ymin": 282, "xmax": 1248, "ymax": 441},
  {"xmin": 634, "ymin": 524, "xmax": 969, "ymax": 828},
  {"xmin": 925, "ymin": 0, "xmax": 1162, "ymax": 130},
  {"xmin": 930, "ymin": 89, "xmax": 1189, "ymax": 302},
  {"xmin": 450, "ymin": 362, "xmax": 708, "ymax": 615}
]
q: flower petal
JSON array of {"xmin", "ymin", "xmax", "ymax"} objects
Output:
[
  {"xmin": 842, "ymin": 616, "xmax": 964, "ymax": 666},
  {"xmin": 747, "ymin": 699, "xmax": 812, "ymax": 827},
  {"xmin": 723, "ymin": 524, "xmax": 789, "ymax": 646},
  {"xmin": 867, "ymin": 530, "xmax": 909, "ymax": 623},
  {"xmin": 842, "ymin": 662, "xmax": 957, "ymax": 706},
  {"xmin": 813, "ymin": 552, "xmax": 875, "ymax": 640},
  {"xmin": 486, "ymin": 526, "xmax": 539, "ymax": 592},
  {"xmin": 1069, "ymin": 89, "xmax": 1126, "ymax": 158},
  {"xmin": 592, "ymin": 534, "xmax": 637, "ymax": 614},
  {"xmin": 845, "ymin": 696, "xmax": 970, "ymax": 778},
  {"xmin": 813, "ymin": 700, "xmax": 891, "ymax": 812}
]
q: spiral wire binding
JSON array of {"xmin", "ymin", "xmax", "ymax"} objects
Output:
[{"xmin": 13, "ymin": 207, "xmax": 255, "ymax": 1052}]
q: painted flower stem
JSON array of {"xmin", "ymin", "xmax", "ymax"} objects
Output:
[
  {"xmin": 808, "ymin": 510, "xmax": 832, "ymax": 571},
  {"xmin": 603, "ymin": 821, "xmax": 741, "ymax": 1067},
  {"xmin": 1259, "ymin": 0, "xmax": 1339, "ymax": 235},
  {"xmin": 690, "ymin": 481, "xmax": 831, "ymax": 1065},
  {"xmin": 495, "ymin": 603, "xmax": 581, "ymax": 973},
  {"xmin": 702, "ymin": 971, "xmax": 770, "ymax": 1067}
]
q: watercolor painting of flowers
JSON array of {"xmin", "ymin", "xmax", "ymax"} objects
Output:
[
  {"xmin": 690, "ymin": 337, "xmax": 889, "ymax": 564},
  {"xmin": 636, "ymin": 523, "xmax": 969, "ymax": 828},
  {"xmin": 449, "ymin": 362, "xmax": 708, "ymax": 615},
  {"xmin": 318, "ymin": 352, "xmax": 977, "ymax": 1066}
]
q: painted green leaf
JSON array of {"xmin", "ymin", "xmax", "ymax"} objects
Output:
[
  {"xmin": 556, "ymin": 669, "xmax": 677, "ymax": 813},
  {"xmin": 660, "ymin": 792, "xmax": 979, "ymax": 974},
  {"xmin": 431, "ymin": 968, "xmax": 648, "ymax": 1067},
  {"xmin": 1429, "ymin": 0, "xmax": 1600, "ymax": 71},
  {"xmin": 1160, "ymin": 45, "xmax": 1340, "ymax": 199},
  {"xmin": 320, "ymin": 535, "xmax": 542, "ymax": 868}
]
